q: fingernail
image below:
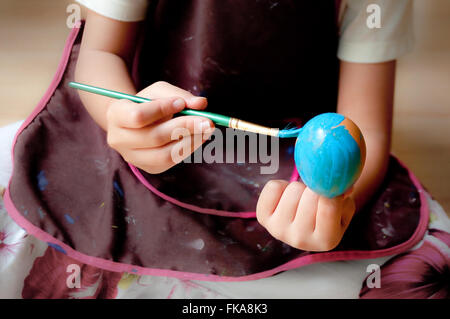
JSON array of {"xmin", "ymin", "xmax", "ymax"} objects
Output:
[
  {"xmin": 189, "ymin": 96, "xmax": 207, "ymax": 104},
  {"xmin": 172, "ymin": 99, "xmax": 185, "ymax": 111},
  {"xmin": 200, "ymin": 121, "xmax": 211, "ymax": 132}
]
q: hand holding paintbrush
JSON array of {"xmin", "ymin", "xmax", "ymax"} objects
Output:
[{"xmin": 72, "ymin": 81, "xmax": 217, "ymax": 174}]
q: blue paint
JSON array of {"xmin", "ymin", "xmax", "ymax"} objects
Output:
[
  {"xmin": 47, "ymin": 242, "xmax": 67, "ymax": 254},
  {"xmin": 37, "ymin": 170, "xmax": 48, "ymax": 191},
  {"xmin": 278, "ymin": 127, "xmax": 303, "ymax": 138},
  {"xmin": 286, "ymin": 145, "xmax": 295, "ymax": 155},
  {"xmin": 64, "ymin": 214, "xmax": 75, "ymax": 224},
  {"xmin": 113, "ymin": 181, "xmax": 124, "ymax": 197},
  {"xmin": 131, "ymin": 268, "xmax": 138, "ymax": 273},
  {"xmin": 38, "ymin": 207, "xmax": 46, "ymax": 219},
  {"xmin": 293, "ymin": 113, "xmax": 362, "ymax": 198},
  {"xmin": 236, "ymin": 176, "xmax": 260, "ymax": 188}
]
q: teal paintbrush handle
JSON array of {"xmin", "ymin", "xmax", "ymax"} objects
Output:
[
  {"xmin": 179, "ymin": 109, "xmax": 232, "ymax": 127},
  {"xmin": 68, "ymin": 81, "xmax": 231, "ymax": 127}
]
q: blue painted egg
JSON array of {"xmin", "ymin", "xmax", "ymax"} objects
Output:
[{"xmin": 294, "ymin": 113, "xmax": 366, "ymax": 198}]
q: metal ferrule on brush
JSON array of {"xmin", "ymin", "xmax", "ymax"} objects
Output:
[{"xmin": 229, "ymin": 118, "xmax": 279, "ymax": 136}]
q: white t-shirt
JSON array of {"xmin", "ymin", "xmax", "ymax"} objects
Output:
[{"xmin": 75, "ymin": 0, "xmax": 413, "ymax": 62}]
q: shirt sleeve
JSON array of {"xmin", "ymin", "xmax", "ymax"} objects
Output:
[
  {"xmin": 75, "ymin": 0, "xmax": 149, "ymax": 22},
  {"xmin": 338, "ymin": 0, "xmax": 414, "ymax": 63}
]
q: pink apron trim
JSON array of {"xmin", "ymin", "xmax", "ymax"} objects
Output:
[
  {"xmin": 130, "ymin": 161, "xmax": 298, "ymax": 217},
  {"xmin": 3, "ymin": 24, "xmax": 430, "ymax": 282},
  {"xmin": 128, "ymin": 164, "xmax": 257, "ymax": 218},
  {"xmin": 8, "ymin": 22, "xmax": 81, "ymax": 167},
  {"xmin": 289, "ymin": 167, "xmax": 300, "ymax": 182}
]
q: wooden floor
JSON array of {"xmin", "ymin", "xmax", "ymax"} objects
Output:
[{"xmin": 1, "ymin": 0, "xmax": 449, "ymax": 213}]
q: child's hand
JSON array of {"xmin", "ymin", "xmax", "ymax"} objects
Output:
[
  {"xmin": 106, "ymin": 81, "xmax": 214, "ymax": 174},
  {"xmin": 256, "ymin": 180, "xmax": 356, "ymax": 251}
]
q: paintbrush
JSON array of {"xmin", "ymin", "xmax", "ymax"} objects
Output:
[{"xmin": 68, "ymin": 81, "xmax": 284, "ymax": 137}]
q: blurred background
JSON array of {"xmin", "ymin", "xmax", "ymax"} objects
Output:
[{"xmin": 0, "ymin": 0, "xmax": 449, "ymax": 213}]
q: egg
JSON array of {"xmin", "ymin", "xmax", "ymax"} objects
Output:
[{"xmin": 293, "ymin": 113, "xmax": 366, "ymax": 198}]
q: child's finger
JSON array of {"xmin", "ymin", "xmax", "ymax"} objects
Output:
[
  {"xmin": 340, "ymin": 197, "xmax": 356, "ymax": 230},
  {"xmin": 292, "ymin": 187, "xmax": 319, "ymax": 234},
  {"xmin": 111, "ymin": 116, "xmax": 213, "ymax": 149},
  {"xmin": 256, "ymin": 180, "xmax": 289, "ymax": 225},
  {"xmin": 138, "ymin": 81, "xmax": 208, "ymax": 110},
  {"xmin": 271, "ymin": 182, "xmax": 305, "ymax": 223},
  {"xmin": 109, "ymin": 97, "xmax": 186, "ymax": 129},
  {"xmin": 165, "ymin": 131, "xmax": 212, "ymax": 165},
  {"xmin": 313, "ymin": 196, "xmax": 344, "ymax": 243},
  {"xmin": 127, "ymin": 130, "xmax": 213, "ymax": 169},
  {"xmin": 147, "ymin": 116, "xmax": 214, "ymax": 147}
]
